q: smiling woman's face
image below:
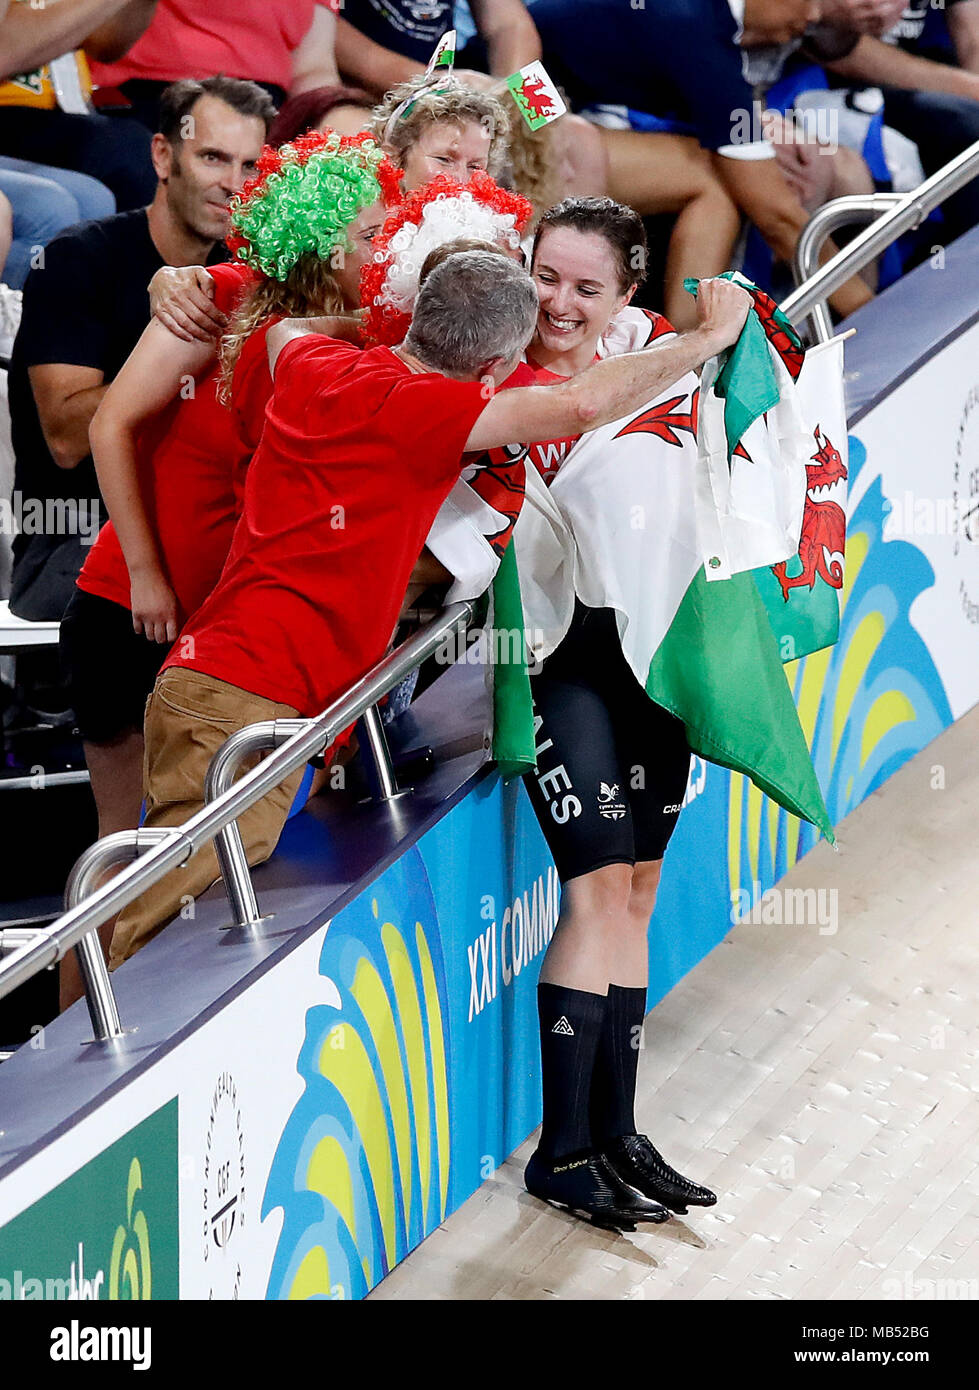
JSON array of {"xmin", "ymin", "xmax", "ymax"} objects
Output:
[
  {"xmin": 400, "ymin": 118, "xmax": 493, "ymax": 192},
  {"xmin": 531, "ymin": 225, "xmax": 634, "ymax": 359}
]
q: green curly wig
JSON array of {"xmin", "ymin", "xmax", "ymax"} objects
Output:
[{"xmin": 226, "ymin": 130, "xmax": 403, "ymax": 283}]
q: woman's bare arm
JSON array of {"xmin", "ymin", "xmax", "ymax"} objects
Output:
[
  {"xmin": 89, "ymin": 319, "xmax": 216, "ymax": 643},
  {"xmin": 148, "ymin": 265, "xmax": 224, "ymax": 344}
]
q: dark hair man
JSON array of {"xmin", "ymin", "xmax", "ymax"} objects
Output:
[{"xmin": 7, "ymin": 75, "xmax": 274, "ymax": 623}]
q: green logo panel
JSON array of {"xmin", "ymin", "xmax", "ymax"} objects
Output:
[{"xmin": 0, "ymin": 1098, "xmax": 178, "ymax": 1300}]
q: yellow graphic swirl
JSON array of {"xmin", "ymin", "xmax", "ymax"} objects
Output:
[
  {"xmin": 109, "ymin": 1158, "xmax": 151, "ymax": 1300},
  {"xmin": 289, "ymin": 1246, "xmax": 331, "ymax": 1300},
  {"xmin": 318, "ymin": 1022, "xmax": 397, "ymax": 1269},
  {"xmin": 351, "ymin": 952, "xmax": 414, "ymax": 1226},
  {"xmin": 277, "ymin": 888, "xmax": 453, "ymax": 1296},
  {"xmin": 306, "ymin": 1137, "xmax": 357, "ymax": 1240},
  {"xmin": 415, "ymin": 919, "xmax": 450, "ymax": 1221}
]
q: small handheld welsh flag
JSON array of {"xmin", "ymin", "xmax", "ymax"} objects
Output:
[
  {"xmin": 426, "ymin": 29, "xmax": 456, "ymax": 75},
  {"xmin": 506, "ymin": 61, "xmax": 566, "ymax": 131}
]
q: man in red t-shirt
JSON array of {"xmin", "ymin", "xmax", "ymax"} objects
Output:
[{"xmin": 110, "ymin": 253, "xmax": 750, "ymax": 966}]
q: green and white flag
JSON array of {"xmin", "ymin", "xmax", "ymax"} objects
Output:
[
  {"xmin": 426, "ymin": 29, "xmax": 456, "ymax": 75},
  {"xmin": 511, "ymin": 306, "xmax": 836, "ymax": 841},
  {"xmin": 686, "ymin": 273, "xmax": 849, "ymax": 662},
  {"xmin": 752, "ymin": 336, "xmax": 849, "ymax": 662},
  {"xmin": 505, "ymin": 61, "xmax": 567, "ymax": 131}
]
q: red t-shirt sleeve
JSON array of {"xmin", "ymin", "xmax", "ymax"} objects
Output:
[{"xmin": 207, "ymin": 260, "xmax": 257, "ymax": 316}]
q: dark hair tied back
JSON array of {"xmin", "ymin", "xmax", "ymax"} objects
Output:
[{"xmin": 532, "ymin": 196, "xmax": 647, "ymax": 294}]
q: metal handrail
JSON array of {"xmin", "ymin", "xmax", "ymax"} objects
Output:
[
  {"xmin": 792, "ymin": 193, "xmax": 903, "ymax": 342},
  {"xmin": 781, "ymin": 137, "xmax": 979, "ymax": 340},
  {"xmin": 0, "ymin": 601, "xmax": 475, "ymax": 1036}
]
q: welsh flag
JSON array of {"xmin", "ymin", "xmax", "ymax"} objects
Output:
[
  {"xmin": 425, "ymin": 29, "xmax": 456, "ymax": 74},
  {"xmin": 505, "ymin": 61, "xmax": 567, "ymax": 131},
  {"xmin": 688, "ymin": 274, "xmax": 848, "ymax": 662},
  {"xmin": 498, "ymin": 305, "xmax": 839, "ymax": 842},
  {"xmin": 751, "ymin": 336, "xmax": 848, "ymax": 663}
]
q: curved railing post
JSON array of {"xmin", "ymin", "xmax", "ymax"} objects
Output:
[
  {"xmin": 791, "ymin": 193, "xmax": 903, "ymax": 342},
  {"xmin": 64, "ymin": 827, "xmax": 175, "ymax": 1042},
  {"xmin": 204, "ymin": 718, "xmax": 309, "ymax": 929},
  {"xmin": 782, "ymin": 138, "xmax": 979, "ymax": 337}
]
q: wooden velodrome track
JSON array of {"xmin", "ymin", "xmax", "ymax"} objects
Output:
[{"xmin": 370, "ymin": 704, "xmax": 979, "ymax": 1301}]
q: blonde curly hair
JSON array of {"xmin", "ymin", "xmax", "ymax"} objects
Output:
[
  {"xmin": 369, "ymin": 75, "xmax": 510, "ymax": 179},
  {"xmin": 218, "ymin": 254, "xmax": 346, "ymax": 402}
]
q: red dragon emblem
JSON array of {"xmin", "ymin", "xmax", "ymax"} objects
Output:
[
  {"xmin": 614, "ymin": 385, "xmax": 751, "ymax": 458},
  {"xmin": 518, "ymin": 75, "xmax": 558, "ymax": 122},
  {"xmin": 772, "ymin": 425, "xmax": 847, "ymax": 599},
  {"xmin": 748, "ymin": 285, "xmax": 805, "ymax": 382},
  {"xmin": 615, "ymin": 390, "xmax": 698, "ymax": 447},
  {"xmin": 466, "ymin": 442, "xmax": 528, "ymax": 557}
]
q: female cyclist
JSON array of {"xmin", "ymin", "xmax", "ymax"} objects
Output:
[{"xmin": 517, "ymin": 197, "xmax": 719, "ymax": 1228}]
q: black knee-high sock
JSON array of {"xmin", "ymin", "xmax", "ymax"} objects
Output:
[
  {"xmin": 536, "ymin": 982, "xmax": 607, "ymax": 1161},
  {"xmin": 589, "ymin": 984, "xmax": 647, "ymax": 1144}
]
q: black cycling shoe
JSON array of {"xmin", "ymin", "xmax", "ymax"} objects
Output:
[
  {"xmin": 525, "ymin": 1148, "xmax": 671, "ymax": 1229},
  {"xmin": 605, "ymin": 1133, "xmax": 717, "ymax": 1215}
]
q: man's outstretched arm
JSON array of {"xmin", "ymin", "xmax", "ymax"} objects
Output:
[{"xmin": 465, "ymin": 277, "xmax": 751, "ymax": 453}]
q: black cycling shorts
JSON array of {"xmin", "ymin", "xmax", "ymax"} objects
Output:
[
  {"xmin": 60, "ymin": 587, "xmax": 169, "ymax": 744},
  {"xmin": 523, "ymin": 602, "xmax": 691, "ymax": 883}
]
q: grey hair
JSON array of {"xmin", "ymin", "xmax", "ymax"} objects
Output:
[{"xmin": 405, "ymin": 251, "xmax": 538, "ymax": 377}]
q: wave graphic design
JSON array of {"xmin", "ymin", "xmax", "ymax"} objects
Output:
[
  {"xmin": 263, "ymin": 848, "xmax": 451, "ymax": 1300},
  {"xmin": 728, "ymin": 434, "xmax": 953, "ymax": 899}
]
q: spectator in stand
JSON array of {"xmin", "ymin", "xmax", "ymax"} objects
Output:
[
  {"xmin": 148, "ymin": 76, "xmax": 514, "ymax": 343},
  {"xmin": 55, "ymin": 133, "xmax": 400, "ymax": 1008},
  {"xmin": 0, "ymin": 8, "xmax": 159, "ymax": 211},
  {"xmin": 89, "ymin": 0, "xmax": 343, "ymax": 132},
  {"xmin": 0, "ymin": 157, "xmax": 114, "ymax": 289},
  {"xmin": 0, "ymin": 0, "xmax": 153, "ymax": 79},
  {"xmin": 818, "ymin": 0, "xmax": 979, "ymax": 243},
  {"xmin": 269, "ymin": 85, "xmax": 375, "ymax": 146},
  {"xmin": 337, "ymin": 4, "xmax": 611, "ymax": 269},
  {"xmin": 6, "ymin": 76, "xmax": 272, "ymax": 624},
  {"xmin": 336, "ymin": 0, "xmax": 540, "ymax": 94},
  {"xmin": 372, "ymin": 74, "xmax": 510, "ymax": 188},
  {"xmin": 530, "ymin": 0, "xmax": 879, "ymax": 322}
]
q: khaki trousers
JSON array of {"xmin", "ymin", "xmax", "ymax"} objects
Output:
[{"xmin": 109, "ymin": 667, "xmax": 303, "ymax": 969}]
